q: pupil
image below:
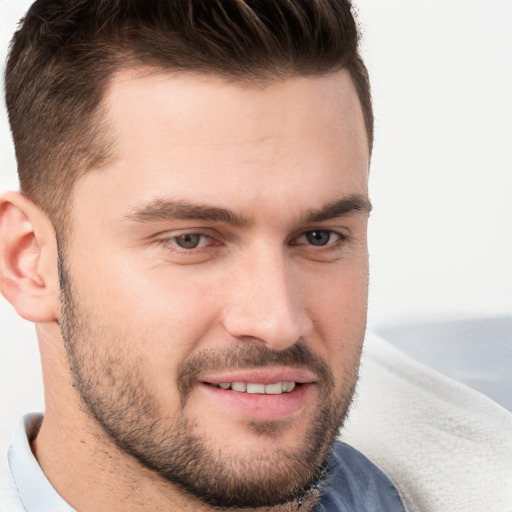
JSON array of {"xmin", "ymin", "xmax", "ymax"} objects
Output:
[
  {"xmin": 177, "ymin": 234, "xmax": 200, "ymax": 248},
  {"xmin": 306, "ymin": 231, "xmax": 330, "ymax": 246}
]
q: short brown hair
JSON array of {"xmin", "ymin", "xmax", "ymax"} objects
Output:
[{"xmin": 5, "ymin": 0, "xmax": 373, "ymax": 231}]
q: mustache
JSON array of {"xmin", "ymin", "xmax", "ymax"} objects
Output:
[{"xmin": 177, "ymin": 340, "xmax": 334, "ymax": 406}]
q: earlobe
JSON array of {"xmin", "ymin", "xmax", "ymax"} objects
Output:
[{"xmin": 0, "ymin": 191, "xmax": 59, "ymax": 323}]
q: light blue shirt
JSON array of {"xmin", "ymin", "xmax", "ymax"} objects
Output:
[
  {"xmin": 7, "ymin": 414, "xmax": 75, "ymax": 512},
  {"xmin": 5, "ymin": 413, "xmax": 404, "ymax": 512}
]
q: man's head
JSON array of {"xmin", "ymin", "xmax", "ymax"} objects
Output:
[{"xmin": 1, "ymin": 2, "xmax": 373, "ymax": 510}]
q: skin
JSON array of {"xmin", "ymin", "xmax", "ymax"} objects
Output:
[{"xmin": 0, "ymin": 68, "xmax": 370, "ymax": 511}]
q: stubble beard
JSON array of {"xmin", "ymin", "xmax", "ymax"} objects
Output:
[{"xmin": 57, "ymin": 254, "xmax": 361, "ymax": 510}]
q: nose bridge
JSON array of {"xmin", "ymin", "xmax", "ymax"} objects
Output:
[{"xmin": 223, "ymin": 243, "xmax": 310, "ymax": 350}]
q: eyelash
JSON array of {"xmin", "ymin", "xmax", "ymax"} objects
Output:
[
  {"xmin": 157, "ymin": 229, "xmax": 348, "ymax": 253},
  {"xmin": 292, "ymin": 230, "xmax": 347, "ymax": 248},
  {"xmin": 157, "ymin": 232, "xmax": 216, "ymax": 253}
]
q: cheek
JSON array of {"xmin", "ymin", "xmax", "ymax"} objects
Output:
[
  {"xmin": 71, "ymin": 252, "xmax": 224, "ymax": 377},
  {"xmin": 305, "ymin": 257, "xmax": 369, "ymax": 324},
  {"xmin": 303, "ymin": 262, "xmax": 368, "ymax": 370}
]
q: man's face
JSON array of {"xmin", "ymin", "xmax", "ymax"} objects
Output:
[{"xmin": 59, "ymin": 69, "xmax": 370, "ymax": 508}]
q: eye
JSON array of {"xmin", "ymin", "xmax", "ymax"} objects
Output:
[
  {"xmin": 305, "ymin": 230, "xmax": 332, "ymax": 246},
  {"xmin": 154, "ymin": 230, "xmax": 223, "ymax": 264},
  {"xmin": 295, "ymin": 230, "xmax": 343, "ymax": 247},
  {"xmin": 166, "ymin": 233, "xmax": 213, "ymax": 250}
]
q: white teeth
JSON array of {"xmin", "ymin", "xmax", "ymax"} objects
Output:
[
  {"xmin": 231, "ymin": 382, "xmax": 247, "ymax": 392},
  {"xmin": 247, "ymin": 383, "xmax": 266, "ymax": 394},
  {"xmin": 216, "ymin": 381, "xmax": 297, "ymax": 394},
  {"xmin": 265, "ymin": 382, "xmax": 283, "ymax": 394},
  {"xmin": 282, "ymin": 382, "xmax": 296, "ymax": 392}
]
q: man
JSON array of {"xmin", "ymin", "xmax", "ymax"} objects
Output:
[{"xmin": 0, "ymin": 1, "xmax": 405, "ymax": 510}]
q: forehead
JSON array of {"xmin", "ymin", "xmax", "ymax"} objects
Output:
[
  {"xmin": 104, "ymin": 67, "xmax": 368, "ymax": 155},
  {"xmin": 72, "ymin": 68, "xmax": 369, "ymax": 222}
]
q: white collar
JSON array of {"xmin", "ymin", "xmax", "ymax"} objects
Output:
[{"xmin": 8, "ymin": 413, "xmax": 75, "ymax": 512}]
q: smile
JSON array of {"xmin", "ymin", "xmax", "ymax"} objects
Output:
[
  {"xmin": 213, "ymin": 381, "xmax": 296, "ymax": 394},
  {"xmin": 199, "ymin": 373, "xmax": 314, "ymax": 420}
]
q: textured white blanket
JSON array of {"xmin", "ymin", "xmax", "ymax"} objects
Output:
[{"xmin": 342, "ymin": 332, "xmax": 512, "ymax": 512}]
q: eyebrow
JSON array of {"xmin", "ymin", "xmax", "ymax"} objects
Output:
[
  {"xmin": 124, "ymin": 194, "xmax": 371, "ymax": 227},
  {"xmin": 125, "ymin": 199, "xmax": 251, "ymax": 227},
  {"xmin": 301, "ymin": 194, "xmax": 372, "ymax": 223}
]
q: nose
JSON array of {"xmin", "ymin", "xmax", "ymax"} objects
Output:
[{"xmin": 222, "ymin": 247, "xmax": 312, "ymax": 351}]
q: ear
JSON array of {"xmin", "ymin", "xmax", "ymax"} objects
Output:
[{"xmin": 0, "ymin": 191, "xmax": 60, "ymax": 322}]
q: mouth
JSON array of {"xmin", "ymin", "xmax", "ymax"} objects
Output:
[
  {"xmin": 209, "ymin": 381, "xmax": 297, "ymax": 394},
  {"xmin": 196, "ymin": 369, "xmax": 316, "ymax": 421}
]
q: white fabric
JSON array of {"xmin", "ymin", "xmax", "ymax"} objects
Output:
[
  {"xmin": 341, "ymin": 332, "xmax": 512, "ymax": 512},
  {"xmin": 0, "ymin": 434, "xmax": 24, "ymax": 512}
]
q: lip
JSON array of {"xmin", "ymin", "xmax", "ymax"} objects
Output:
[
  {"xmin": 196, "ymin": 367, "xmax": 318, "ymax": 421},
  {"xmin": 199, "ymin": 367, "xmax": 318, "ymax": 386}
]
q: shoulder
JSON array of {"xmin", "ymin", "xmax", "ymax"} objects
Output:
[{"xmin": 317, "ymin": 441, "xmax": 406, "ymax": 512}]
